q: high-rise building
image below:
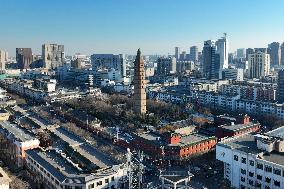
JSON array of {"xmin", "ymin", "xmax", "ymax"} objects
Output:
[
  {"xmin": 180, "ymin": 51, "xmax": 187, "ymax": 60},
  {"xmin": 228, "ymin": 53, "xmax": 235, "ymax": 64},
  {"xmin": 268, "ymin": 42, "xmax": 281, "ymax": 66},
  {"xmin": 133, "ymin": 49, "xmax": 146, "ymax": 115},
  {"xmin": 202, "ymin": 40, "xmax": 219, "ymax": 79},
  {"xmin": 71, "ymin": 58, "xmax": 82, "ymax": 69},
  {"xmin": 216, "ymin": 34, "xmax": 229, "ymax": 70},
  {"xmin": 221, "ymin": 68, "xmax": 244, "ymax": 81},
  {"xmin": 42, "ymin": 44, "xmax": 65, "ymax": 69},
  {"xmin": 236, "ymin": 48, "xmax": 246, "ymax": 59},
  {"xmin": 281, "ymin": 43, "xmax": 284, "ymax": 65},
  {"xmin": 277, "ymin": 69, "xmax": 284, "ymax": 103},
  {"xmin": 248, "ymin": 51, "xmax": 270, "ymax": 79},
  {"xmin": 16, "ymin": 48, "xmax": 33, "ymax": 69},
  {"xmin": 90, "ymin": 54, "xmax": 126, "ymax": 78},
  {"xmin": 176, "ymin": 60, "xmax": 194, "ymax": 73},
  {"xmin": 156, "ymin": 57, "xmax": 176, "ymax": 75},
  {"xmin": 175, "ymin": 47, "xmax": 180, "ymax": 60},
  {"xmin": 190, "ymin": 46, "xmax": 198, "ymax": 62},
  {"xmin": 254, "ymin": 48, "xmax": 267, "ymax": 53},
  {"xmin": 0, "ymin": 50, "xmax": 8, "ymax": 70},
  {"xmin": 246, "ymin": 48, "xmax": 255, "ymax": 60}
]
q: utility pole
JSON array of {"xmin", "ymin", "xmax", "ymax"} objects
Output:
[
  {"xmin": 138, "ymin": 151, "xmax": 144, "ymax": 189},
  {"xmin": 116, "ymin": 126, "xmax": 119, "ymax": 142},
  {"xmin": 126, "ymin": 148, "xmax": 132, "ymax": 189}
]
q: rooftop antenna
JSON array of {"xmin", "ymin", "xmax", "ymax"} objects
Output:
[{"xmin": 224, "ymin": 32, "xmax": 227, "ymax": 38}]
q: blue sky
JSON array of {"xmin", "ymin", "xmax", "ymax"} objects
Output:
[{"xmin": 1, "ymin": 0, "xmax": 284, "ymax": 56}]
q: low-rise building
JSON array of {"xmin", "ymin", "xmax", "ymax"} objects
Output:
[
  {"xmin": 26, "ymin": 148, "xmax": 127, "ymax": 189},
  {"xmin": 0, "ymin": 109, "xmax": 10, "ymax": 121},
  {"xmin": 215, "ymin": 117, "xmax": 260, "ymax": 140},
  {"xmin": 0, "ymin": 167, "xmax": 11, "ymax": 189},
  {"xmin": 216, "ymin": 126, "xmax": 284, "ymax": 189},
  {"xmin": 0, "ymin": 121, "xmax": 40, "ymax": 168},
  {"xmin": 133, "ymin": 131, "xmax": 216, "ymax": 161}
]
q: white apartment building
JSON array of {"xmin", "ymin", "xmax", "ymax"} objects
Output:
[
  {"xmin": 0, "ymin": 167, "xmax": 11, "ymax": 189},
  {"xmin": 248, "ymin": 51, "xmax": 270, "ymax": 79},
  {"xmin": 216, "ymin": 35, "xmax": 229, "ymax": 79},
  {"xmin": 26, "ymin": 149, "xmax": 127, "ymax": 189},
  {"xmin": 217, "ymin": 126, "xmax": 284, "ymax": 189},
  {"xmin": 0, "ymin": 50, "xmax": 8, "ymax": 71},
  {"xmin": 0, "ymin": 121, "xmax": 40, "ymax": 168},
  {"xmin": 222, "ymin": 68, "xmax": 244, "ymax": 81}
]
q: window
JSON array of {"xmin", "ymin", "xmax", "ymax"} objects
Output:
[
  {"xmin": 265, "ymin": 165, "xmax": 272, "ymax": 173},
  {"xmin": 257, "ymin": 175, "xmax": 262, "ymax": 180},
  {"xmin": 274, "ymin": 180, "xmax": 280, "ymax": 187},
  {"xmin": 111, "ymin": 176, "xmax": 114, "ymax": 181},
  {"xmin": 274, "ymin": 168, "xmax": 281, "ymax": 176},
  {"xmin": 265, "ymin": 186, "xmax": 270, "ymax": 189},
  {"xmin": 234, "ymin": 155, "xmax": 238, "ymax": 161},
  {"xmin": 105, "ymin": 178, "xmax": 109, "ymax": 183},
  {"xmin": 241, "ymin": 157, "xmax": 246, "ymax": 164},
  {"xmin": 65, "ymin": 186, "xmax": 72, "ymax": 189},
  {"xmin": 249, "ymin": 160, "xmax": 254, "ymax": 166},
  {"xmin": 97, "ymin": 181, "xmax": 102, "ymax": 186},
  {"xmin": 88, "ymin": 183, "xmax": 94, "ymax": 189},
  {"xmin": 241, "ymin": 176, "xmax": 245, "ymax": 182},
  {"xmin": 248, "ymin": 179, "xmax": 254, "ymax": 186},
  {"xmin": 240, "ymin": 184, "xmax": 245, "ymax": 189},
  {"xmin": 265, "ymin": 177, "xmax": 271, "ymax": 183},
  {"xmin": 249, "ymin": 172, "xmax": 254, "ymax": 177},
  {"xmin": 241, "ymin": 169, "xmax": 246, "ymax": 175},
  {"xmin": 75, "ymin": 187, "xmax": 82, "ymax": 189},
  {"xmin": 256, "ymin": 183, "xmax": 262, "ymax": 188},
  {"xmin": 257, "ymin": 163, "xmax": 263, "ymax": 170}
]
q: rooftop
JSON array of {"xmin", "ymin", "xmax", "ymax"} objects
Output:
[
  {"xmin": 219, "ymin": 134, "xmax": 284, "ymax": 166},
  {"xmin": 219, "ymin": 122, "xmax": 258, "ymax": 132},
  {"xmin": 26, "ymin": 149, "xmax": 123, "ymax": 184},
  {"xmin": 0, "ymin": 167, "xmax": 11, "ymax": 185},
  {"xmin": 52, "ymin": 127, "xmax": 115, "ymax": 168},
  {"xmin": 0, "ymin": 121, "xmax": 36, "ymax": 142},
  {"xmin": 267, "ymin": 127, "xmax": 284, "ymax": 139},
  {"xmin": 171, "ymin": 134, "xmax": 214, "ymax": 147},
  {"xmin": 138, "ymin": 132, "xmax": 214, "ymax": 147},
  {"xmin": 138, "ymin": 132, "xmax": 167, "ymax": 146}
]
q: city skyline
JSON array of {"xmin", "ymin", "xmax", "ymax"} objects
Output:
[{"xmin": 1, "ymin": 0, "xmax": 284, "ymax": 56}]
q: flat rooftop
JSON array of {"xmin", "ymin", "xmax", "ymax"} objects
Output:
[
  {"xmin": 219, "ymin": 122, "xmax": 258, "ymax": 132},
  {"xmin": 170, "ymin": 134, "xmax": 214, "ymax": 147},
  {"xmin": 267, "ymin": 127, "xmax": 284, "ymax": 139},
  {"xmin": 138, "ymin": 132, "xmax": 214, "ymax": 147},
  {"xmin": 138, "ymin": 132, "xmax": 167, "ymax": 146},
  {"xmin": 219, "ymin": 134, "xmax": 284, "ymax": 166},
  {"xmin": 26, "ymin": 149, "xmax": 89, "ymax": 183},
  {"xmin": 0, "ymin": 120, "xmax": 36, "ymax": 142},
  {"xmin": 218, "ymin": 134, "xmax": 261, "ymax": 154},
  {"xmin": 26, "ymin": 148, "xmax": 123, "ymax": 185},
  {"xmin": 52, "ymin": 127, "xmax": 115, "ymax": 168}
]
